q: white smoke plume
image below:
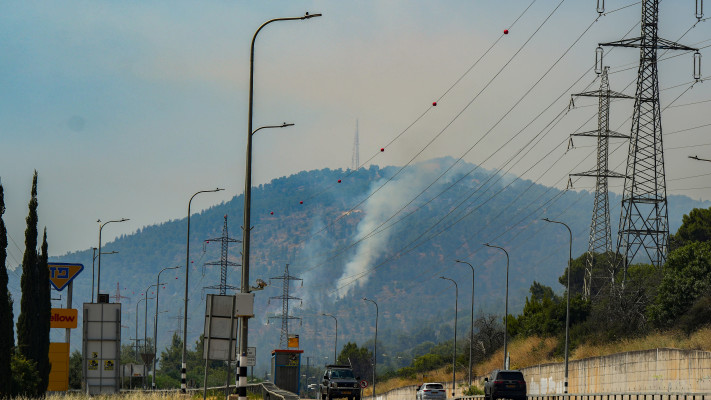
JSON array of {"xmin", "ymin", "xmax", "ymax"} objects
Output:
[{"xmin": 335, "ymin": 158, "xmax": 464, "ymax": 297}]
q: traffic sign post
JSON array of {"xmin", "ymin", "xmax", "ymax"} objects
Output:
[
  {"xmin": 48, "ymin": 263, "xmax": 83, "ymax": 392},
  {"xmin": 360, "ymin": 380, "xmax": 368, "ymax": 389}
]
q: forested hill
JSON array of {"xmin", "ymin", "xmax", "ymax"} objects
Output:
[{"xmin": 25, "ymin": 157, "xmax": 709, "ymax": 372}]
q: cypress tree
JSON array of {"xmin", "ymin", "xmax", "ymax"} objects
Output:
[
  {"xmin": 16, "ymin": 171, "xmax": 43, "ymax": 396},
  {"xmin": 0, "ymin": 182, "xmax": 14, "ymax": 398},
  {"xmin": 36, "ymin": 229, "xmax": 50, "ymax": 394}
]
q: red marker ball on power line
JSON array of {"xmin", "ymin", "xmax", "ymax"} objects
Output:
[
  {"xmin": 380, "ymin": 148, "xmax": 385, "ymax": 152},
  {"xmin": 300, "ymin": 201, "xmax": 303, "ymax": 204},
  {"xmin": 432, "ymin": 101, "xmax": 437, "ymax": 106},
  {"xmin": 338, "ymin": 179, "xmax": 342, "ymax": 183},
  {"xmin": 504, "ymin": 29, "xmax": 509, "ymax": 34},
  {"xmin": 270, "ymin": 211, "xmax": 274, "ymax": 215}
]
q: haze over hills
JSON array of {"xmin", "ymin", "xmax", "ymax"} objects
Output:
[{"xmin": 10, "ymin": 157, "xmax": 709, "ymax": 374}]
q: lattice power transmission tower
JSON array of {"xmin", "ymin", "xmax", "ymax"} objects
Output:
[
  {"xmin": 570, "ymin": 67, "xmax": 632, "ymax": 299},
  {"xmin": 111, "ymin": 282, "xmax": 131, "ymax": 304},
  {"xmin": 203, "ymin": 215, "xmax": 241, "ymax": 295},
  {"xmin": 352, "ymin": 119, "xmax": 360, "ymax": 170},
  {"xmin": 268, "ymin": 264, "xmax": 302, "ymax": 349},
  {"xmin": 600, "ymin": 0, "xmax": 698, "ymax": 273}
]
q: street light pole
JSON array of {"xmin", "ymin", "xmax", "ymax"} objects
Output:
[
  {"xmin": 455, "ymin": 260, "xmax": 475, "ymax": 387},
  {"xmin": 181, "ymin": 188, "xmax": 223, "ymax": 393},
  {"xmin": 92, "ymin": 250, "xmax": 118, "ymax": 302},
  {"xmin": 484, "ymin": 243, "xmax": 509, "ymax": 369},
  {"xmin": 362, "ymin": 298, "xmax": 378, "ymax": 398},
  {"xmin": 143, "ymin": 283, "xmax": 161, "ymax": 389},
  {"xmin": 542, "ymin": 218, "xmax": 572, "ymax": 394},
  {"xmin": 96, "ymin": 218, "xmax": 128, "ymax": 302},
  {"xmin": 321, "ymin": 313, "xmax": 338, "ymax": 363},
  {"xmin": 240, "ymin": 15, "xmax": 320, "ymax": 400},
  {"xmin": 440, "ymin": 277, "xmax": 458, "ymax": 398},
  {"xmin": 135, "ymin": 297, "xmax": 152, "ymax": 361},
  {"xmin": 153, "ymin": 266, "xmax": 180, "ymax": 390}
]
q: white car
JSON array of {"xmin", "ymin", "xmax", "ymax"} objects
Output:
[{"xmin": 416, "ymin": 383, "xmax": 446, "ymax": 400}]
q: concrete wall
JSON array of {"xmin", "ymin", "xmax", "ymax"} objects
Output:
[
  {"xmin": 372, "ymin": 348, "xmax": 711, "ymax": 400},
  {"xmin": 522, "ymin": 348, "xmax": 711, "ymax": 394}
]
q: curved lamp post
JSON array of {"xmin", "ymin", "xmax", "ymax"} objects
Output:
[
  {"xmin": 321, "ymin": 313, "xmax": 338, "ymax": 363},
  {"xmin": 96, "ymin": 218, "xmax": 128, "ymax": 302},
  {"xmin": 135, "ymin": 296, "xmax": 153, "ymax": 362},
  {"xmin": 440, "ymin": 276, "xmax": 458, "ymax": 398},
  {"xmin": 240, "ymin": 13, "xmax": 321, "ymax": 372},
  {"xmin": 362, "ymin": 298, "xmax": 378, "ymax": 397},
  {"xmin": 542, "ymin": 218, "xmax": 572, "ymax": 394},
  {"xmin": 92, "ymin": 249, "xmax": 118, "ymax": 302},
  {"xmin": 153, "ymin": 265, "xmax": 180, "ymax": 390},
  {"xmin": 484, "ymin": 243, "xmax": 509, "ymax": 369},
  {"xmin": 455, "ymin": 259, "xmax": 475, "ymax": 386},
  {"xmin": 181, "ymin": 188, "xmax": 223, "ymax": 393}
]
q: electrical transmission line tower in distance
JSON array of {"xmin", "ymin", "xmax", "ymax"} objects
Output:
[
  {"xmin": 599, "ymin": 0, "xmax": 699, "ymax": 275},
  {"xmin": 111, "ymin": 282, "xmax": 131, "ymax": 304},
  {"xmin": 203, "ymin": 215, "xmax": 241, "ymax": 295},
  {"xmin": 570, "ymin": 66, "xmax": 632, "ymax": 299},
  {"xmin": 268, "ymin": 264, "xmax": 302, "ymax": 349}
]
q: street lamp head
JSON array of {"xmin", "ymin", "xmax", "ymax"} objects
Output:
[
  {"xmin": 542, "ymin": 217, "xmax": 552, "ymax": 222},
  {"xmin": 120, "ymin": 218, "xmax": 129, "ymax": 222},
  {"xmin": 303, "ymin": 12, "xmax": 323, "ymax": 19},
  {"xmin": 282, "ymin": 123, "xmax": 295, "ymax": 128}
]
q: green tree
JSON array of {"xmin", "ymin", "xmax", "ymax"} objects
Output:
[
  {"xmin": 0, "ymin": 182, "xmax": 13, "ymax": 398},
  {"xmin": 69, "ymin": 350, "xmax": 82, "ymax": 389},
  {"xmin": 16, "ymin": 171, "xmax": 48, "ymax": 397},
  {"xmin": 669, "ymin": 207, "xmax": 711, "ymax": 251},
  {"xmin": 158, "ymin": 332, "xmax": 183, "ymax": 381},
  {"xmin": 648, "ymin": 241, "xmax": 711, "ymax": 330},
  {"xmin": 11, "ymin": 353, "xmax": 41, "ymax": 397},
  {"xmin": 336, "ymin": 342, "xmax": 372, "ymax": 383},
  {"xmin": 36, "ymin": 229, "xmax": 51, "ymax": 392}
]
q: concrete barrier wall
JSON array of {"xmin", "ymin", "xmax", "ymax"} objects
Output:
[
  {"xmin": 521, "ymin": 348, "xmax": 711, "ymax": 394},
  {"xmin": 373, "ymin": 348, "xmax": 711, "ymax": 400}
]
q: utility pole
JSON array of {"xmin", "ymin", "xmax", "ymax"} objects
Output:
[
  {"xmin": 600, "ymin": 0, "xmax": 698, "ymax": 275},
  {"xmin": 268, "ymin": 264, "xmax": 302, "ymax": 348},
  {"xmin": 569, "ymin": 66, "xmax": 631, "ymax": 298}
]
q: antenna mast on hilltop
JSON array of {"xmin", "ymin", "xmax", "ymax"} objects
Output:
[
  {"xmin": 203, "ymin": 215, "xmax": 241, "ymax": 295},
  {"xmin": 268, "ymin": 264, "xmax": 302, "ymax": 349},
  {"xmin": 570, "ymin": 67, "xmax": 632, "ymax": 299},
  {"xmin": 352, "ymin": 119, "xmax": 360, "ymax": 170},
  {"xmin": 599, "ymin": 0, "xmax": 699, "ymax": 274}
]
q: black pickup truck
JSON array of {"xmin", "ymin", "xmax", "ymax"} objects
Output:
[{"xmin": 320, "ymin": 364, "xmax": 361, "ymax": 400}]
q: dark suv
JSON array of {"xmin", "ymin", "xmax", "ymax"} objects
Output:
[
  {"xmin": 484, "ymin": 370, "xmax": 527, "ymax": 400},
  {"xmin": 320, "ymin": 365, "xmax": 361, "ymax": 400}
]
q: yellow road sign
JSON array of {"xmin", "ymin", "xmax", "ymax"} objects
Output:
[{"xmin": 48, "ymin": 263, "xmax": 84, "ymax": 291}]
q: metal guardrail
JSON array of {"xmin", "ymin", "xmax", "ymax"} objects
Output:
[
  {"xmin": 457, "ymin": 394, "xmax": 711, "ymax": 400},
  {"xmin": 119, "ymin": 381, "xmax": 298, "ymax": 400}
]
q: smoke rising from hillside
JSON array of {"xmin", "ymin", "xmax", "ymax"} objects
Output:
[{"xmin": 335, "ymin": 159, "xmax": 464, "ymax": 297}]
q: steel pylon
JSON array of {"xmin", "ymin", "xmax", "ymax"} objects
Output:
[
  {"xmin": 204, "ymin": 215, "xmax": 241, "ymax": 295},
  {"xmin": 570, "ymin": 67, "xmax": 631, "ymax": 299},
  {"xmin": 600, "ymin": 0, "xmax": 697, "ymax": 275},
  {"xmin": 268, "ymin": 264, "xmax": 303, "ymax": 349}
]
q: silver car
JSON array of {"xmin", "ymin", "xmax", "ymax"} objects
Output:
[{"xmin": 416, "ymin": 383, "xmax": 447, "ymax": 400}]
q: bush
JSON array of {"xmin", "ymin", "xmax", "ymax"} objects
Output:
[
  {"xmin": 11, "ymin": 353, "xmax": 41, "ymax": 397},
  {"xmin": 462, "ymin": 385, "xmax": 484, "ymax": 396}
]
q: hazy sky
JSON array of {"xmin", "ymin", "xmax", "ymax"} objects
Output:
[{"xmin": 1, "ymin": 0, "xmax": 710, "ymax": 260}]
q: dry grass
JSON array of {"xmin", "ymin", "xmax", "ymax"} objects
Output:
[
  {"xmin": 473, "ymin": 336, "xmax": 559, "ymax": 377},
  {"xmin": 572, "ymin": 326, "xmax": 711, "ymax": 359},
  {"xmin": 379, "ymin": 327, "xmax": 711, "ymax": 394}
]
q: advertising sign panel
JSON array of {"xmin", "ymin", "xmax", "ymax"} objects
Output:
[{"xmin": 50, "ymin": 308, "xmax": 78, "ymax": 329}]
